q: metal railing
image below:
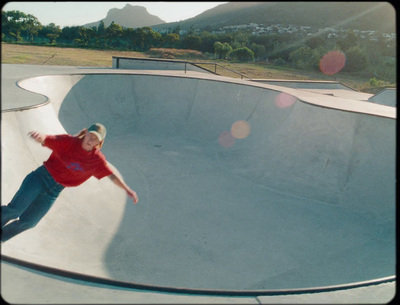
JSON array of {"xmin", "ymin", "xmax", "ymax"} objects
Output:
[
  {"xmin": 113, "ymin": 56, "xmax": 252, "ymax": 80},
  {"xmin": 186, "ymin": 62, "xmax": 252, "ymax": 80}
]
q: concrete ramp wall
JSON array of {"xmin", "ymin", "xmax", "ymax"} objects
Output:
[
  {"xmin": 112, "ymin": 57, "xmax": 212, "ymax": 74},
  {"xmin": 2, "ymin": 72, "xmax": 396, "ymax": 291},
  {"xmin": 368, "ymin": 88, "xmax": 396, "ymax": 107},
  {"xmin": 17, "ymin": 73, "xmax": 396, "ymax": 212}
]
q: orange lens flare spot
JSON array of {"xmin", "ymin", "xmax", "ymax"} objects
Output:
[{"xmin": 231, "ymin": 120, "xmax": 251, "ymax": 139}]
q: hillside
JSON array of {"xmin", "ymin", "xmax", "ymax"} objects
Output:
[
  {"xmin": 153, "ymin": 2, "xmax": 395, "ymax": 33},
  {"xmin": 83, "ymin": 4, "xmax": 165, "ymax": 28}
]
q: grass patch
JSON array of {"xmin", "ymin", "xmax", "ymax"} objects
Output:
[
  {"xmin": 2, "ymin": 43, "xmax": 146, "ymax": 67},
  {"xmin": 146, "ymin": 48, "xmax": 206, "ymax": 60}
]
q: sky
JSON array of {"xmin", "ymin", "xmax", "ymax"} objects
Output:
[{"xmin": 2, "ymin": 2, "xmax": 228, "ymax": 27}]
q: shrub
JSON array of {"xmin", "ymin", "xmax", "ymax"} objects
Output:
[
  {"xmin": 146, "ymin": 48, "xmax": 205, "ymax": 60},
  {"xmin": 231, "ymin": 47, "xmax": 254, "ymax": 62},
  {"xmin": 289, "ymin": 47, "xmax": 313, "ymax": 69},
  {"xmin": 214, "ymin": 41, "xmax": 232, "ymax": 59},
  {"xmin": 343, "ymin": 46, "xmax": 368, "ymax": 72},
  {"xmin": 369, "ymin": 77, "xmax": 384, "ymax": 87}
]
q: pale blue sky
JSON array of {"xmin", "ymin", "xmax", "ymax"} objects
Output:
[{"xmin": 2, "ymin": 2, "xmax": 228, "ymax": 27}]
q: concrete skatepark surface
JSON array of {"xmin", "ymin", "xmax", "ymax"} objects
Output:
[{"xmin": 1, "ymin": 64, "xmax": 396, "ymax": 303}]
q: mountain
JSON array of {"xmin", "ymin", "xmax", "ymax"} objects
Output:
[
  {"xmin": 83, "ymin": 4, "xmax": 165, "ymax": 28},
  {"xmin": 153, "ymin": 2, "xmax": 395, "ymax": 33}
]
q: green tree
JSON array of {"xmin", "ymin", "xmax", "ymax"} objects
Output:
[
  {"xmin": 289, "ymin": 46, "xmax": 330, "ymax": 70},
  {"xmin": 250, "ymin": 43, "xmax": 267, "ymax": 61},
  {"xmin": 121, "ymin": 27, "xmax": 134, "ymax": 49},
  {"xmin": 59, "ymin": 26, "xmax": 81, "ymax": 42},
  {"xmin": 2, "ymin": 11, "xmax": 42, "ymax": 42},
  {"xmin": 217, "ymin": 33, "xmax": 233, "ymax": 44},
  {"xmin": 40, "ymin": 23, "xmax": 61, "ymax": 44},
  {"xmin": 181, "ymin": 35, "xmax": 201, "ymax": 50},
  {"xmin": 214, "ymin": 41, "xmax": 232, "ymax": 59},
  {"xmin": 289, "ymin": 46, "xmax": 313, "ymax": 69},
  {"xmin": 97, "ymin": 20, "xmax": 105, "ymax": 36},
  {"xmin": 337, "ymin": 30, "xmax": 358, "ymax": 51},
  {"xmin": 24, "ymin": 14, "xmax": 42, "ymax": 42},
  {"xmin": 172, "ymin": 25, "xmax": 180, "ymax": 35},
  {"xmin": 249, "ymin": 34, "xmax": 274, "ymax": 53},
  {"xmin": 142, "ymin": 27, "xmax": 162, "ymax": 50},
  {"xmin": 199, "ymin": 31, "xmax": 218, "ymax": 53},
  {"xmin": 187, "ymin": 25, "xmax": 195, "ymax": 35},
  {"xmin": 105, "ymin": 21, "xmax": 123, "ymax": 47},
  {"xmin": 233, "ymin": 32, "xmax": 249, "ymax": 47},
  {"xmin": 343, "ymin": 46, "xmax": 368, "ymax": 72},
  {"xmin": 163, "ymin": 33, "xmax": 180, "ymax": 48},
  {"xmin": 231, "ymin": 47, "xmax": 254, "ymax": 62},
  {"xmin": 105, "ymin": 22, "xmax": 122, "ymax": 37},
  {"xmin": 2, "ymin": 10, "xmax": 28, "ymax": 41},
  {"xmin": 74, "ymin": 27, "xmax": 90, "ymax": 46},
  {"xmin": 132, "ymin": 27, "xmax": 161, "ymax": 51},
  {"xmin": 305, "ymin": 36, "xmax": 324, "ymax": 49},
  {"xmin": 311, "ymin": 46, "xmax": 329, "ymax": 71}
]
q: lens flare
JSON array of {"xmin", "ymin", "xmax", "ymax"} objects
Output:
[
  {"xmin": 319, "ymin": 51, "xmax": 346, "ymax": 75},
  {"xmin": 274, "ymin": 93, "xmax": 297, "ymax": 108},
  {"xmin": 219, "ymin": 131, "xmax": 235, "ymax": 148},
  {"xmin": 231, "ymin": 120, "xmax": 251, "ymax": 139}
]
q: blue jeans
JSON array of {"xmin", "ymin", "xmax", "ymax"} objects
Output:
[{"xmin": 1, "ymin": 165, "xmax": 64, "ymax": 242}]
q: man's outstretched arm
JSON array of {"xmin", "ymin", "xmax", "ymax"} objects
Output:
[{"xmin": 109, "ymin": 174, "xmax": 139, "ymax": 204}]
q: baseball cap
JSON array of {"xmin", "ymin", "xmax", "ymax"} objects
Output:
[{"xmin": 88, "ymin": 123, "xmax": 106, "ymax": 142}]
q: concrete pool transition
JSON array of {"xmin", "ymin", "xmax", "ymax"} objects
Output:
[{"xmin": 1, "ymin": 64, "xmax": 396, "ymax": 303}]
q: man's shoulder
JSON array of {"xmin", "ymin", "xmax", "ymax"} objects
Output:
[{"xmin": 94, "ymin": 149, "xmax": 107, "ymax": 160}]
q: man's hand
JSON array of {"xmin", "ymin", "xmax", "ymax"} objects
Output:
[
  {"xmin": 28, "ymin": 131, "xmax": 46, "ymax": 144},
  {"xmin": 127, "ymin": 189, "xmax": 139, "ymax": 204},
  {"xmin": 109, "ymin": 174, "xmax": 139, "ymax": 204}
]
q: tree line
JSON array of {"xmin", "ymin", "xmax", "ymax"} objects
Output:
[{"xmin": 2, "ymin": 10, "xmax": 396, "ymax": 78}]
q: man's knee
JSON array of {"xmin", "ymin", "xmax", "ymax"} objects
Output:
[
  {"xmin": 1, "ymin": 206, "xmax": 20, "ymax": 227},
  {"xmin": 17, "ymin": 219, "xmax": 38, "ymax": 230}
]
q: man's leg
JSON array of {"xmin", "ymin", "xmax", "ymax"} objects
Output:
[
  {"xmin": 1, "ymin": 183, "xmax": 63, "ymax": 242},
  {"xmin": 1, "ymin": 169, "xmax": 43, "ymax": 227}
]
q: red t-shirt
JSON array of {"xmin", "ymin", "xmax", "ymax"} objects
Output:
[{"xmin": 43, "ymin": 134, "xmax": 113, "ymax": 187}]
